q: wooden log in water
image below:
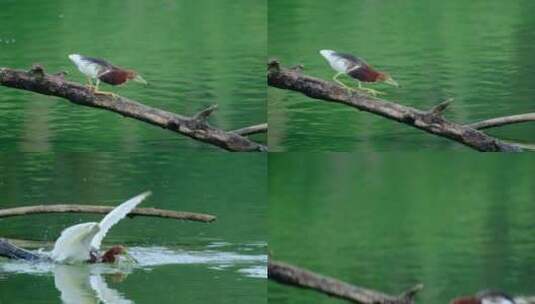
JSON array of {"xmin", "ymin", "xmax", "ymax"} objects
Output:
[
  {"xmin": 269, "ymin": 259, "xmax": 422, "ymax": 304},
  {"xmin": 0, "ymin": 205, "xmax": 216, "ymax": 223},
  {"xmin": 0, "ymin": 239, "xmax": 42, "ymax": 261}
]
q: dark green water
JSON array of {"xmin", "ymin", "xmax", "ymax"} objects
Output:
[
  {"xmin": 0, "ymin": 0, "xmax": 266, "ymax": 151},
  {"xmin": 268, "ymin": 0, "xmax": 535, "ymax": 151},
  {"xmin": 269, "ymin": 154, "xmax": 535, "ymax": 303},
  {"xmin": 0, "ymin": 153, "xmax": 267, "ymax": 303}
]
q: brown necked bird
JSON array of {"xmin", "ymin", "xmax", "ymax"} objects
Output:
[
  {"xmin": 69, "ymin": 54, "xmax": 147, "ymax": 96},
  {"xmin": 320, "ymin": 49, "xmax": 398, "ymax": 96}
]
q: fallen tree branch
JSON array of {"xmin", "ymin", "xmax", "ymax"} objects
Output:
[
  {"xmin": 268, "ymin": 259, "xmax": 422, "ymax": 304},
  {"xmin": 0, "ymin": 238, "xmax": 42, "ymax": 261},
  {"xmin": 0, "ymin": 65, "xmax": 267, "ymax": 152},
  {"xmin": 467, "ymin": 113, "xmax": 535, "ymax": 130},
  {"xmin": 231, "ymin": 123, "xmax": 268, "ymax": 136},
  {"xmin": 267, "ymin": 60, "xmax": 523, "ymax": 152},
  {"xmin": 0, "ymin": 205, "xmax": 216, "ymax": 223},
  {"xmin": 516, "ymin": 296, "xmax": 535, "ymax": 304}
]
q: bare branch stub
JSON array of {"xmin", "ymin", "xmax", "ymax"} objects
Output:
[
  {"xmin": 231, "ymin": 123, "xmax": 268, "ymax": 136},
  {"xmin": 267, "ymin": 60, "xmax": 522, "ymax": 152},
  {"xmin": 267, "ymin": 59, "xmax": 281, "ymax": 73},
  {"xmin": 269, "ymin": 259, "xmax": 421, "ymax": 304},
  {"xmin": 193, "ymin": 104, "xmax": 219, "ymax": 122},
  {"xmin": 30, "ymin": 64, "xmax": 45, "ymax": 78},
  {"xmin": 426, "ymin": 99, "xmax": 453, "ymax": 117},
  {"xmin": 467, "ymin": 113, "xmax": 535, "ymax": 130},
  {"xmin": 0, "ymin": 65, "xmax": 266, "ymax": 152},
  {"xmin": 290, "ymin": 64, "xmax": 305, "ymax": 73},
  {"xmin": 399, "ymin": 284, "xmax": 424, "ymax": 302}
]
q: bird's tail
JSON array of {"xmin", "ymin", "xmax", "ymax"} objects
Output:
[{"xmin": 319, "ymin": 50, "xmax": 336, "ymax": 59}]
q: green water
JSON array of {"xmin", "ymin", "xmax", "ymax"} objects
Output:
[
  {"xmin": 268, "ymin": 0, "xmax": 535, "ymax": 151},
  {"xmin": 0, "ymin": 0, "xmax": 266, "ymax": 151},
  {"xmin": 269, "ymin": 154, "xmax": 535, "ymax": 303},
  {"xmin": 0, "ymin": 153, "xmax": 267, "ymax": 303}
]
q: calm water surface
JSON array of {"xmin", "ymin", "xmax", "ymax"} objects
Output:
[
  {"xmin": 0, "ymin": 153, "xmax": 267, "ymax": 303},
  {"xmin": 0, "ymin": 0, "xmax": 266, "ymax": 151},
  {"xmin": 269, "ymin": 154, "xmax": 535, "ymax": 303},
  {"xmin": 269, "ymin": 0, "xmax": 535, "ymax": 151}
]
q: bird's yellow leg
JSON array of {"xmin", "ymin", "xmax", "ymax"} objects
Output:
[
  {"xmin": 333, "ymin": 74, "xmax": 385, "ymax": 96},
  {"xmin": 94, "ymin": 90, "xmax": 118, "ymax": 99},
  {"xmin": 92, "ymin": 79, "xmax": 118, "ymax": 99},
  {"xmin": 352, "ymin": 81, "xmax": 385, "ymax": 96},
  {"xmin": 336, "ymin": 77, "xmax": 370, "ymax": 94},
  {"xmin": 358, "ymin": 86, "xmax": 386, "ymax": 96},
  {"xmin": 86, "ymin": 77, "xmax": 96, "ymax": 91},
  {"xmin": 333, "ymin": 72, "xmax": 351, "ymax": 89}
]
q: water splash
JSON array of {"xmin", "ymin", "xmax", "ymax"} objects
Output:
[{"xmin": 0, "ymin": 243, "xmax": 266, "ymax": 279}]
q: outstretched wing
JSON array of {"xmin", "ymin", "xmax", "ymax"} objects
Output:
[
  {"xmin": 51, "ymin": 222, "xmax": 100, "ymax": 263},
  {"xmin": 90, "ymin": 191, "xmax": 152, "ymax": 250}
]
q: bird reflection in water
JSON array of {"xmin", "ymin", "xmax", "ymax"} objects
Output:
[{"xmin": 53, "ymin": 264, "xmax": 133, "ymax": 304}]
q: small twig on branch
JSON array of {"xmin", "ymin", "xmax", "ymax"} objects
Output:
[
  {"xmin": 231, "ymin": 123, "xmax": 268, "ymax": 136},
  {"xmin": 426, "ymin": 98, "xmax": 453, "ymax": 117},
  {"xmin": 267, "ymin": 59, "xmax": 524, "ymax": 152},
  {"xmin": 269, "ymin": 259, "xmax": 422, "ymax": 304},
  {"xmin": 467, "ymin": 113, "xmax": 535, "ymax": 130},
  {"xmin": 0, "ymin": 65, "xmax": 267, "ymax": 152},
  {"xmin": 193, "ymin": 104, "xmax": 219, "ymax": 122},
  {"xmin": 0, "ymin": 205, "xmax": 216, "ymax": 223}
]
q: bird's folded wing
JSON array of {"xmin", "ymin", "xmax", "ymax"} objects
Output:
[
  {"xmin": 90, "ymin": 191, "xmax": 152, "ymax": 250},
  {"xmin": 346, "ymin": 63, "xmax": 363, "ymax": 73}
]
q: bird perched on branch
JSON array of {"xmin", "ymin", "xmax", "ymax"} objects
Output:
[
  {"xmin": 450, "ymin": 290, "xmax": 516, "ymax": 304},
  {"xmin": 50, "ymin": 191, "xmax": 151, "ymax": 264},
  {"xmin": 68, "ymin": 54, "xmax": 147, "ymax": 96},
  {"xmin": 319, "ymin": 49, "xmax": 398, "ymax": 96}
]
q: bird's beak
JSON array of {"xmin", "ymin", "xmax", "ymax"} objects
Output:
[
  {"xmin": 384, "ymin": 76, "xmax": 399, "ymax": 87},
  {"xmin": 133, "ymin": 75, "xmax": 148, "ymax": 85},
  {"xmin": 123, "ymin": 250, "xmax": 138, "ymax": 264}
]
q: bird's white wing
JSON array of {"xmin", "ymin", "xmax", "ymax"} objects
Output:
[
  {"xmin": 51, "ymin": 222, "xmax": 100, "ymax": 263},
  {"xmin": 319, "ymin": 49, "xmax": 361, "ymax": 73},
  {"xmin": 90, "ymin": 274, "xmax": 133, "ymax": 304},
  {"xmin": 90, "ymin": 191, "xmax": 151, "ymax": 250}
]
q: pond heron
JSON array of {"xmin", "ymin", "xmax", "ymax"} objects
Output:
[
  {"xmin": 450, "ymin": 290, "xmax": 516, "ymax": 304},
  {"xmin": 319, "ymin": 49, "xmax": 398, "ymax": 96},
  {"xmin": 68, "ymin": 54, "xmax": 148, "ymax": 96}
]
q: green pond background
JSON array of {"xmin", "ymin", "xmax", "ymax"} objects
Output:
[
  {"xmin": 0, "ymin": 153, "xmax": 266, "ymax": 303},
  {"xmin": 269, "ymin": 153, "xmax": 535, "ymax": 303},
  {"xmin": 0, "ymin": 0, "xmax": 266, "ymax": 152},
  {"xmin": 268, "ymin": 0, "xmax": 535, "ymax": 151}
]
